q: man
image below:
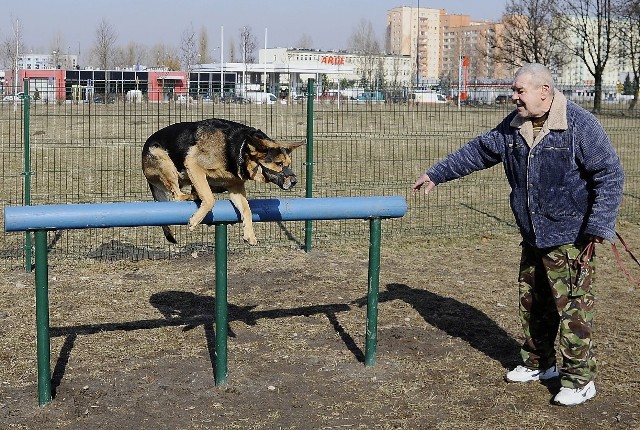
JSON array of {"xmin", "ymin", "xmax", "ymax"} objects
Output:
[{"xmin": 412, "ymin": 63, "xmax": 624, "ymax": 406}]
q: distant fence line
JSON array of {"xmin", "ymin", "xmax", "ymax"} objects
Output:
[{"xmin": 1, "ymin": 83, "xmax": 638, "ymax": 267}]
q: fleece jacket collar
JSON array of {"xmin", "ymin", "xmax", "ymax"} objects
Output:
[{"xmin": 509, "ymin": 90, "xmax": 568, "ymax": 148}]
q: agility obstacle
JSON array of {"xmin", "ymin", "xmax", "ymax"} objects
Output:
[{"xmin": 4, "ymin": 196, "xmax": 407, "ymax": 405}]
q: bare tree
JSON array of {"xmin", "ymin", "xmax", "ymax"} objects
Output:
[
  {"xmin": 347, "ymin": 19, "xmax": 381, "ymax": 85},
  {"xmin": 150, "ymin": 43, "xmax": 180, "ymax": 70},
  {"xmin": 180, "ymin": 23, "xmax": 198, "ymax": 71},
  {"xmin": 295, "ymin": 34, "xmax": 313, "ymax": 49},
  {"xmin": 0, "ymin": 18, "xmax": 25, "ymax": 100},
  {"xmin": 0, "ymin": 18, "xmax": 25, "ymax": 71},
  {"xmin": 198, "ymin": 27, "xmax": 211, "ymax": 63},
  {"xmin": 555, "ymin": 0, "xmax": 616, "ymax": 113},
  {"xmin": 49, "ymin": 32, "xmax": 65, "ymax": 69},
  {"xmin": 227, "ymin": 37, "xmax": 237, "ymax": 62},
  {"xmin": 115, "ymin": 42, "xmax": 147, "ymax": 69},
  {"xmin": 618, "ymin": 0, "xmax": 640, "ymax": 109},
  {"xmin": 239, "ymin": 26, "xmax": 257, "ymax": 64},
  {"xmin": 492, "ymin": 0, "xmax": 565, "ymax": 69},
  {"xmin": 92, "ymin": 18, "xmax": 118, "ymax": 69}
]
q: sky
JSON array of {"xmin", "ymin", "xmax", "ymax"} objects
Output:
[{"xmin": 4, "ymin": 0, "xmax": 508, "ymax": 61}]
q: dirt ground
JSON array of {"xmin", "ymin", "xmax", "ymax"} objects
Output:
[{"xmin": 1, "ymin": 228, "xmax": 639, "ymax": 430}]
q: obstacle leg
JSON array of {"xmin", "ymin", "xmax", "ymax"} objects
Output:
[
  {"xmin": 214, "ymin": 223, "xmax": 229, "ymax": 385},
  {"xmin": 365, "ymin": 217, "xmax": 381, "ymax": 367},
  {"xmin": 35, "ymin": 230, "xmax": 52, "ymax": 405}
]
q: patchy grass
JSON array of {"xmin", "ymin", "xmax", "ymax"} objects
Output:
[{"xmin": 1, "ymin": 227, "xmax": 638, "ymax": 429}]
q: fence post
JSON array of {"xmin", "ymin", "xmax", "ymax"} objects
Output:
[
  {"xmin": 214, "ymin": 223, "xmax": 229, "ymax": 385},
  {"xmin": 23, "ymin": 79, "xmax": 33, "ymax": 272},
  {"xmin": 304, "ymin": 78, "xmax": 315, "ymax": 252}
]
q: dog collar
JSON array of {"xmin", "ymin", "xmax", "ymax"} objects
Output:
[{"xmin": 238, "ymin": 139, "xmax": 250, "ymax": 179}]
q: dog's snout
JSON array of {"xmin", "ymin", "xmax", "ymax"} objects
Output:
[{"xmin": 281, "ymin": 174, "xmax": 297, "ymax": 190}]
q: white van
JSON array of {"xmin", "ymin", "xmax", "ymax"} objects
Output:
[
  {"xmin": 245, "ymin": 91, "xmax": 277, "ymax": 105},
  {"xmin": 410, "ymin": 91, "xmax": 448, "ymax": 104}
]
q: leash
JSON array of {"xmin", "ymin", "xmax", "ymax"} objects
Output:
[
  {"xmin": 611, "ymin": 232, "xmax": 640, "ymax": 286},
  {"xmin": 575, "ymin": 240, "xmax": 596, "ymax": 270},
  {"xmin": 574, "ymin": 233, "xmax": 640, "ymax": 286}
]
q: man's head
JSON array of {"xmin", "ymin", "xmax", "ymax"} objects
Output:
[{"xmin": 511, "ymin": 63, "xmax": 555, "ymax": 118}]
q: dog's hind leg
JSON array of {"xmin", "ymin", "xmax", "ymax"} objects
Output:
[
  {"xmin": 227, "ymin": 184, "xmax": 257, "ymax": 245},
  {"xmin": 146, "ymin": 182, "xmax": 179, "ymax": 243},
  {"xmin": 144, "ymin": 147, "xmax": 195, "ymax": 201}
]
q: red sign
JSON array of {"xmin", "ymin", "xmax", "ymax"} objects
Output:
[{"xmin": 320, "ymin": 56, "xmax": 345, "ymax": 65}]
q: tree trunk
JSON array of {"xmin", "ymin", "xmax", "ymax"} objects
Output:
[
  {"xmin": 592, "ymin": 73, "xmax": 603, "ymax": 114},
  {"xmin": 628, "ymin": 77, "xmax": 639, "ymax": 111}
]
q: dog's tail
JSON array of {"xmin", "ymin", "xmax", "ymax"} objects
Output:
[
  {"xmin": 148, "ymin": 182, "xmax": 179, "ymax": 244},
  {"xmin": 161, "ymin": 226, "xmax": 178, "ymax": 244}
]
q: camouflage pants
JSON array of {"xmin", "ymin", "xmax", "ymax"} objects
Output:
[{"xmin": 518, "ymin": 241, "xmax": 596, "ymax": 388}]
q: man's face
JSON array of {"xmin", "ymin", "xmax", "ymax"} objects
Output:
[{"xmin": 511, "ymin": 73, "xmax": 550, "ymax": 118}]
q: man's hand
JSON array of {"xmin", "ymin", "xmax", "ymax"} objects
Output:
[
  {"xmin": 587, "ymin": 235, "xmax": 604, "ymax": 244},
  {"xmin": 412, "ymin": 173, "xmax": 437, "ymax": 195}
]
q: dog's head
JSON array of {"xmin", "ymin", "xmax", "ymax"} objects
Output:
[{"xmin": 245, "ymin": 131, "xmax": 303, "ymax": 190}]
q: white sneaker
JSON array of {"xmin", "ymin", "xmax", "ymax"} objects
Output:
[
  {"xmin": 505, "ymin": 364, "xmax": 559, "ymax": 382},
  {"xmin": 554, "ymin": 381, "xmax": 596, "ymax": 406}
]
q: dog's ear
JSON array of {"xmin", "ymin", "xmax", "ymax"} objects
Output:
[
  {"xmin": 276, "ymin": 140, "xmax": 304, "ymax": 153},
  {"xmin": 247, "ymin": 134, "xmax": 304, "ymax": 153}
]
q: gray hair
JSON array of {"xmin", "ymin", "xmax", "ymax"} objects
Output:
[{"xmin": 514, "ymin": 63, "xmax": 555, "ymax": 92}]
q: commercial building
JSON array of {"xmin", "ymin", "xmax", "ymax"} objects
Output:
[
  {"xmin": 5, "ymin": 45, "xmax": 414, "ymax": 102},
  {"xmin": 193, "ymin": 48, "xmax": 414, "ymax": 97},
  {"xmin": 3, "ymin": 67, "xmax": 188, "ymax": 102}
]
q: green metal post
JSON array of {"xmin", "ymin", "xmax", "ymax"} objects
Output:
[
  {"xmin": 365, "ymin": 218, "xmax": 382, "ymax": 367},
  {"xmin": 304, "ymin": 78, "xmax": 315, "ymax": 252},
  {"xmin": 23, "ymin": 79, "xmax": 33, "ymax": 272},
  {"xmin": 214, "ymin": 223, "xmax": 228, "ymax": 385},
  {"xmin": 34, "ymin": 230, "xmax": 52, "ymax": 405}
]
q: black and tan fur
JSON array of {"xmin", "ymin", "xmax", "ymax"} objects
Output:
[{"xmin": 142, "ymin": 118, "xmax": 302, "ymax": 244}]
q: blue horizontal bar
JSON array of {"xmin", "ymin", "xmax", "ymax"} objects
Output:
[{"xmin": 4, "ymin": 196, "xmax": 407, "ymax": 232}]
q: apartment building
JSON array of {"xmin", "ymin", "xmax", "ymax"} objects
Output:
[
  {"xmin": 387, "ymin": 7, "xmax": 510, "ymax": 83},
  {"xmin": 386, "ymin": 6, "xmax": 441, "ymax": 84},
  {"xmin": 440, "ymin": 15, "xmax": 509, "ymax": 82},
  {"xmin": 555, "ymin": 16, "xmax": 628, "ymax": 90},
  {"xmin": 18, "ymin": 52, "xmax": 78, "ymax": 70}
]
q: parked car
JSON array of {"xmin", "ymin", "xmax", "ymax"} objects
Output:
[
  {"xmin": 245, "ymin": 91, "xmax": 277, "ymax": 104},
  {"xmin": 91, "ymin": 94, "xmax": 116, "ymax": 104},
  {"xmin": 292, "ymin": 93, "xmax": 306, "ymax": 102},
  {"xmin": 495, "ymin": 95, "xmax": 510, "ymax": 104},
  {"xmin": 176, "ymin": 94, "xmax": 194, "ymax": 103},
  {"xmin": 221, "ymin": 95, "xmax": 249, "ymax": 104},
  {"xmin": 2, "ymin": 92, "xmax": 27, "ymax": 102},
  {"xmin": 410, "ymin": 91, "xmax": 447, "ymax": 104},
  {"xmin": 356, "ymin": 91, "xmax": 385, "ymax": 103}
]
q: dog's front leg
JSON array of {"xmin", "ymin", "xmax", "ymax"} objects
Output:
[
  {"xmin": 227, "ymin": 185, "xmax": 257, "ymax": 245},
  {"xmin": 185, "ymin": 162, "xmax": 216, "ymax": 230}
]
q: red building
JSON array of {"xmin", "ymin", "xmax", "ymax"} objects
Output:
[{"xmin": 3, "ymin": 68, "xmax": 188, "ymax": 102}]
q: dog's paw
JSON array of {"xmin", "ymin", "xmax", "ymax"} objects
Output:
[
  {"xmin": 243, "ymin": 235, "xmax": 258, "ymax": 246},
  {"xmin": 177, "ymin": 193, "xmax": 196, "ymax": 201}
]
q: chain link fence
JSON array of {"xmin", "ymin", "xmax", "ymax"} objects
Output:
[{"xmin": 1, "ymin": 85, "xmax": 638, "ymax": 268}]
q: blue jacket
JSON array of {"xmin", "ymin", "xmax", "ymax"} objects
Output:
[{"xmin": 426, "ymin": 92, "xmax": 624, "ymax": 248}]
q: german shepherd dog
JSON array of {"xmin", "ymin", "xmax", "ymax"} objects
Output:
[{"xmin": 142, "ymin": 118, "xmax": 302, "ymax": 245}]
